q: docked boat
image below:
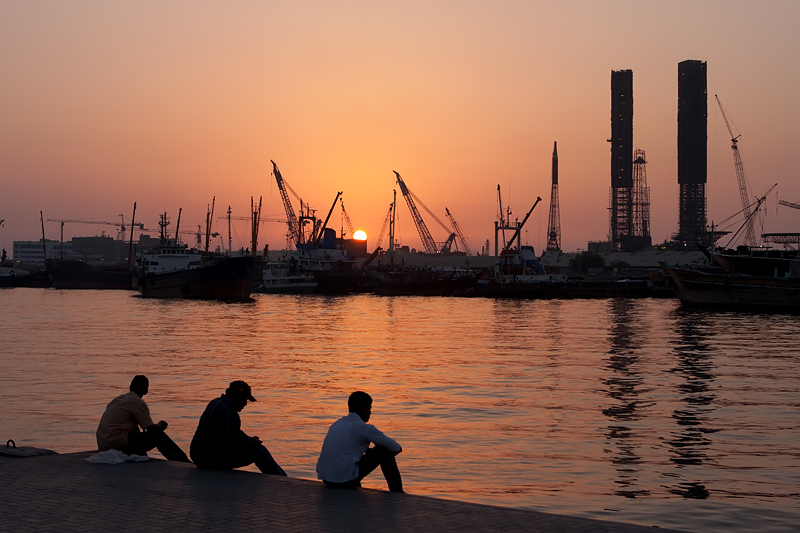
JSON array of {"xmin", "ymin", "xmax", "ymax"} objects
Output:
[
  {"xmin": 136, "ymin": 244, "xmax": 257, "ymax": 301},
  {"xmin": 661, "ymin": 261, "xmax": 800, "ymax": 311},
  {"xmin": 293, "ymin": 244, "xmax": 366, "ymax": 294},
  {"xmin": 253, "ymin": 258, "xmax": 317, "ymax": 294},
  {"xmin": 46, "ymin": 259, "xmax": 134, "ymax": 290},
  {"xmin": 1, "ymin": 253, "xmax": 51, "ymax": 288},
  {"xmin": 365, "ymin": 266, "xmax": 483, "ymax": 296},
  {"xmin": 707, "ymin": 245, "xmax": 800, "ymax": 278}
]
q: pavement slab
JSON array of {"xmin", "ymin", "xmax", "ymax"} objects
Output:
[{"xmin": 0, "ymin": 452, "xmax": 687, "ymax": 532}]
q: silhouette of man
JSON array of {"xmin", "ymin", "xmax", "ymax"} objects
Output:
[
  {"xmin": 96, "ymin": 375, "xmax": 190, "ymax": 462},
  {"xmin": 316, "ymin": 391, "xmax": 404, "ymax": 492},
  {"xmin": 190, "ymin": 380, "xmax": 286, "ymax": 476}
]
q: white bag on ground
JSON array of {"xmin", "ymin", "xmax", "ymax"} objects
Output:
[{"xmin": 85, "ymin": 449, "xmax": 148, "ymax": 464}]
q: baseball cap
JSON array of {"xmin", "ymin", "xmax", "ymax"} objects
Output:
[{"xmin": 229, "ymin": 380, "xmax": 257, "ymax": 402}]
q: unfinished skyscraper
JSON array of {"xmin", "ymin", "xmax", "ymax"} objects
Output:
[
  {"xmin": 676, "ymin": 59, "xmax": 708, "ymax": 244},
  {"xmin": 609, "ymin": 69, "xmax": 633, "ymax": 251},
  {"xmin": 546, "ymin": 141, "xmax": 561, "ymax": 251}
]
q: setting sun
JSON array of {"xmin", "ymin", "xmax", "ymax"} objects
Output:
[{"xmin": 353, "ymin": 230, "xmax": 367, "ymax": 241}]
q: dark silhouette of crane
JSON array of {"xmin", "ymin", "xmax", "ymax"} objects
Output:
[
  {"xmin": 340, "ymin": 198, "xmax": 355, "ymax": 239},
  {"xmin": 716, "ymin": 95, "xmax": 757, "ymax": 247},
  {"xmin": 445, "ymin": 208, "xmax": 472, "ymax": 256},
  {"xmin": 271, "ymin": 160, "xmax": 301, "ymax": 246},
  {"xmin": 393, "ymin": 171, "xmax": 459, "ymax": 254},
  {"xmin": 394, "ymin": 171, "xmax": 437, "ymax": 253}
]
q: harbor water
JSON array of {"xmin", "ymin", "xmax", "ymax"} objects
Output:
[{"xmin": 1, "ymin": 288, "xmax": 798, "ymax": 532}]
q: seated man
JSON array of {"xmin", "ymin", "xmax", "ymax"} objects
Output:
[
  {"xmin": 316, "ymin": 391, "xmax": 404, "ymax": 493},
  {"xmin": 190, "ymin": 380, "xmax": 286, "ymax": 476},
  {"xmin": 96, "ymin": 375, "xmax": 190, "ymax": 462}
]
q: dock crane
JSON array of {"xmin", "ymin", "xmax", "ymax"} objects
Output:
[
  {"xmin": 394, "ymin": 171, "xmax": 436, "ymax": 254},
  {"xmin": 271, "ymin": 160, "xmax": 327, "ymax": 247},
  {"xmin": 716, "ymin": 95, "xmax": 758, "ymax": 247},
  {"xmin": 445, "ymin": 207, "xmax": 473, "ymax": 256},
  {"xmin": 393, "ymin": 171, "xmax": 459, "ymax": 254},
  {"xmin": 271, "ymin": 160, "xmax": 302, "ymax": 246},
  {"xmin": 340, "ymin": 198, "xmax": 355, "ymax": 239}
]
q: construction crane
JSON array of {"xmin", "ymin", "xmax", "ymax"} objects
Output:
[
  {"xmin": 445, "ymin": 207, "xmax": 473, "ymax": 256},
  {"xmin": 393, "ymin": 171, "xmax": 458, "ymax": 254},
  {"xmin": 716, "ymin": 95, "xmax": 758, "ymax": 247},
  {"xmin": 779, "ymin": 199, "xmax": 800, "ymax": 211},
  {"xmin": 271, "ymin": 160, "xmax": 301, "ymax": 246},
  {"xmin": 47, "ymin": 216, "xmax": 142, "ymax": 240},
  {"xmin": 340, "ymin": 197, "xmax": 355, "ymax": 239}
]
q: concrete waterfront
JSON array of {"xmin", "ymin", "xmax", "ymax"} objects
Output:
[{"xmin": 1, "ymin": 452, "xmax": 687, "ymax": 532}]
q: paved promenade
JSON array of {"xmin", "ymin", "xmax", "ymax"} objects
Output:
[{"xmin": 1, "ymin": 452, "xmax": 687, "ymax": 532}]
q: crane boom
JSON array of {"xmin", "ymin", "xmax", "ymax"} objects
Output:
[
  {"xmin": 715, "ymin": 95, "xmax": 757, "ymax": 247},
  {"xmin": 394, "ymin": 171, "xmax": 438, "ymax": 254},
  {"xmin": 779, "ymin": 199, "xmax": 800, "ymax": 211},
  {"xmin": 445, "ymin": 207, "xmax": 472, "ymax": 256},
  {"xmin": 340, "ymin": 198, "xmax": 355, "ymax": 238},
  {"xmin": 271, "ymin": 160, "xmax": 300, "ymax": 246},
  {"xmin": 312, "ymin": 191, "xmax": 342, "ymax": 246},
  {"xmin": 375, "ymin": 203, "xmax": 392, "ymax": 249},
  {"xmin": 502, "ymin": 197, "xmax": 542, "ymax": 254}
]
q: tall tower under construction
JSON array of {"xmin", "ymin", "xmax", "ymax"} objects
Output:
[
  {"xmin": 546, "ymin": 141, "xmax": 561, "ymax": 251},
  {"xmin": 610, "ymin": 69, "xmax": 633, "ymax": 251},
  {"xmin": 676, "ymin": 59, "xmax": 708, "ymax": 244}
]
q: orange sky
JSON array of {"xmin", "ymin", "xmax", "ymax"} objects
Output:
[{"xmin": 2, "ymin": 1, "xmax": 799, "ymax": 254}]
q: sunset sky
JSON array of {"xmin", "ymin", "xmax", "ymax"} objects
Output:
[{"xmin": 2, "ymin": 1, "xmax": 799, "ymax": 254}]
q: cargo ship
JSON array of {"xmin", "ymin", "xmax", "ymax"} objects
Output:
[{"xmin": 136, "ymin": 245, "xmax": 257, "ymax": 302}]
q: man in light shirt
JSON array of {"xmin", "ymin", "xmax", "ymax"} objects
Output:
[
  {"xmin": 96, "ymin": 375, "xmax": 190, "ymax": 462},
  {"xmin": 316, "ymin": 391, "xmax": 404, "ymax": 493}
]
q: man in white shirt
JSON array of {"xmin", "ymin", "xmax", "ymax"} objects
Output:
[{"xmin": 316, "ymin": 391, "xmax": 404, "ymax": 493}]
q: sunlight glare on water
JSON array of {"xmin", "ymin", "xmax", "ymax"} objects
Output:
[{"xmin": 1, "ymin": 288, "xmax": 799, "ymax": 532}]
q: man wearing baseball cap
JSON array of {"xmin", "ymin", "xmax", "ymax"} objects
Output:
[{"xmin": 190, "ymin": 380, "xmax": 286, "ymax": 475}]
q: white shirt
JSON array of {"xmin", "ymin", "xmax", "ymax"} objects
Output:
[{"xmin": 316, "ymin": 412, "xmax": 401, "ymax": 483}]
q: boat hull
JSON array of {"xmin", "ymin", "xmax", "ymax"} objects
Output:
[
  {"xmin": 366, "ymin": 268, "xmax": 483, "ymax": 296},
  {"xmin": 662, "ymin": 263, "xmax": 800, "ymax": 311},
  {"xmin": 46, "ymin": 260, "xmax": 134, "ymax": 290},
  {"xmin": 137, "ymin": 256, "xmax": 257, "ymax": 301}
]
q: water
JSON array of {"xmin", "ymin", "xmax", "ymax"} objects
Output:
[{"xmin": 1, "ymin": 288, "xmax": 799, "ymax": 532}]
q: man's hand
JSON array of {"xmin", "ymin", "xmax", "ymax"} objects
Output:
[{"xmin": 250, "ymin": 436, "xmax": 262, "ymax": 446}]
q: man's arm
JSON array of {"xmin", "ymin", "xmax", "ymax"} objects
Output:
[
  {"xmin": 144, "ymin": 420, "xmax": 168, "ymax": 433},
  {"xmin": 364, "ymin": 424, "xmax": 402, "ymax": 453}
]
